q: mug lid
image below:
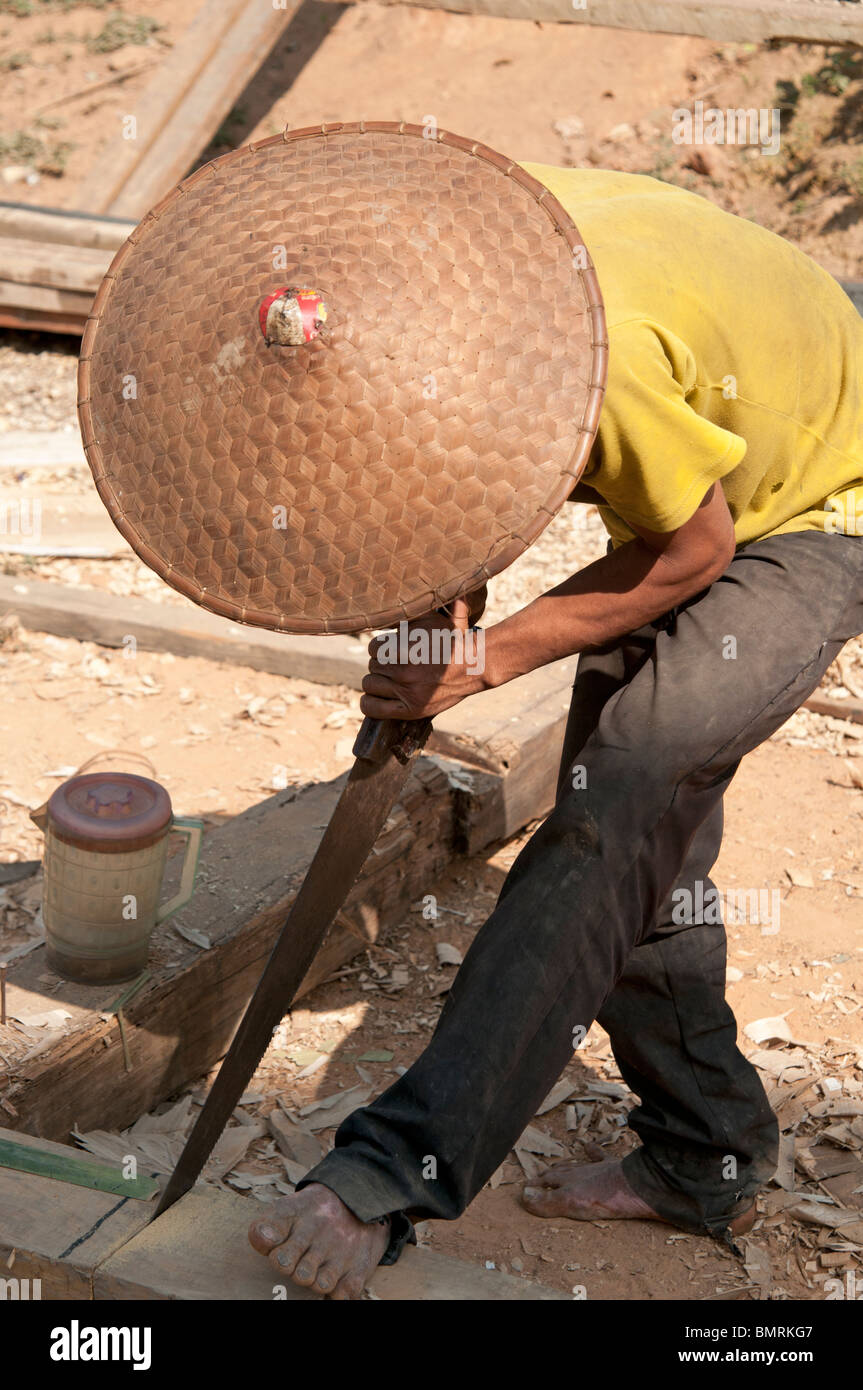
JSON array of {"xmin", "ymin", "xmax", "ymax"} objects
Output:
[{"xmin": 47, "ymin": 772, "xmax": 173, "ymax": 845}]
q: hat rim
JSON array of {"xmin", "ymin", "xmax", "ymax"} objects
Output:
[{"xmin": 78, "ymin": 121, "xmax": 607, "ymax": 634}]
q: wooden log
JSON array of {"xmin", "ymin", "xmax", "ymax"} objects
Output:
[
  {"xmin": 0, "ymin": 202, "xmax": 133, "ymax": 252},
  {"xmin": 396, "ymin": 0, "xmax": 863, "ymax": 45},
  {"xmin": 93, "ymin": 1185, "xmax": 568, "ymax": 1300},
  {"xmin": 74, "ymin": 0, "xmax": 253, "ymax": 217},
  {"xmin": 0, "ymin": 759, "xmax": 457, "ymax": 1142},
  {"xmin": 99, "ymin": 0, "xmax": 298, "ymax": 220}
]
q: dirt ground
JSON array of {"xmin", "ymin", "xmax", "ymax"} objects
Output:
[
  {"xmin": 1, "ymin": 0, "xmax": 863, "ymax": 1304},
  {"xmin": 2, "ymin": 1, "xmax": 863, "ymax": 276},
  {"xmin": 2, "ymin": 613, "xmax": 862, "ymax": 1301}
]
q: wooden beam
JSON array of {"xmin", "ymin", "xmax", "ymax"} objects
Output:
[
  {"xmin": 396, "ymin": 0, "xmax": 863, "ymax": 45},
  {"xmin": 73, "ymin": 0, "xmax": 253, "ymax": 217},
  {"xmin": 0, "ymin": 574, "xmax": 371, "ymax": 688},
  {"xmin": 0, "ymin": 759, "xmax": 457, "ymax": 1142},
  {"xmin": 0, "ymin": 431, "xmax": 87, "ymax": 471},
  {"xmin": 0, "ymin": 1129, "xmax": 152, "ymax": 1299},
  {"xmin": 0, "ymin": 492, "xmax": 131, "ymax": 558},
  {"xmin": 0, "ymin": 238, "xmax": 113, "ymax": 296},
  {"xmin": 804, "ymin": 694, "xmax": 863, "ymax": 726},
  {"xmin": 0, "ymin": 306, "xmax": 88, "ymax": 335},
  {"xmin": 0, "ymin": 1151, "xmax": 567, "ymax": 1300},
  {"xmin": 0, "ymin": 203, "xmax": 133, "ymax": 252},
  {"xmin": 90, "ymin": 0, "xmax": 297, "ymax": 221},
  {"xmin": 93, "ymin": 1185, "xmax": 568, "ymax": 1300},
  {"xmin": 0, "ymin": 278, "xmax": 92, "ymax": 329},
  {"xmin": 429, "ymin": 658, "xmax": 575, "ymax": 850}
]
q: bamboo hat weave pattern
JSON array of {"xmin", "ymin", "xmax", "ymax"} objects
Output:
[{"xmin": 78, "ymin": 122, "xmax": 607, "ymax": 634}]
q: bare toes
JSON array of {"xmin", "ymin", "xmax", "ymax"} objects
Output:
[
  {"xmin": 269, "ymin": 1234, "xmax": 311, "ymax": 1278},
  {"xmin": 248, "ymin": 1198, "xmax": 298, "ymax": 1254},
  {"xmin": 522, "ymin": 1185, "xmax": 563, "ymax": 1215},
  {"xmin": 291, "ymin": 1249, "xmax": 324, "ymax": 1288},
  {"xmin": 330, "ymin": 1272, "xmax": 365, "ymax": 1301},
  {"xmin": 314, "ymin": 1262, "xmax": 343, "ymax": 1295}
]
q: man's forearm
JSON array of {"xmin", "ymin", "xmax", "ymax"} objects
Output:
[{"xmin": 482, "ymin": 536, "xmax": 725, "ymax": 687}]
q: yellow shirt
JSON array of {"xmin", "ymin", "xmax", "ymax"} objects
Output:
[{"xmin": 522, "ymin": 164, "xmax": 863, "ymax": 546}]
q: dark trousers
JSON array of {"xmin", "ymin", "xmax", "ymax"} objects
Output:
[{"xmin": 298, "ymin": 529, "xmax": 863, "ymax": 1256}]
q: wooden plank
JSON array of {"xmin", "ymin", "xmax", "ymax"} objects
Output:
[
  {"xmin": 0, "ymin": 203, "xmax": 132, "ymax": 252},
  {"xmin": 0, "ymin": 237, "xmax": 112, "ymax": 296},
  {"xmin": 0, "ymin": 574, "xmax": 370, "ymax": 688},
  {"xmin": 804, "ymin": 694, "xmax": 863, "ymax": 726},
  {"xmin": 0, "ymin": 759, "xmax": 457, "ymax": 1141},
  {"xmin": 431, "ymin": 658, "xmax": 576, "ymax": 772},
  {"xmin": 0, "ymin": 431, "xmax": 87, "ymax": 472},
  {"xmin": 74, "ymin": 0, "xmax": 252, "ymax": 217},
  {"xmin": 397, "ymin": 0, "xmax": 863, "ymax": 45},
  {"xmin": 430, "ymin": 658, "xmax": 575, "ymax": 850},
  {"xmin": 0, "ymin": 492, "xmax": 130, "ymax": 558},
  {"xmin": 93, "ymin": 1185, "xmax": 568, "ymax": 1300},
  {"xmin": 0, "ymin": 278, "xmax": 92, "ymax": 321},
  {"xmin": 105, "ymin": 1, "xmax": 297, "ymax": 220},
  {"xmin": 0, "ymin": 305, "xmax": 89, "ymax": 336},
  {"xmin": 0, "ymin": 1146, "xmax": 152, "ymax": 1299}
]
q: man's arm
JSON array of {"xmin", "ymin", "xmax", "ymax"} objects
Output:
[
  {"xmin": 483, "ymin": 483, "xmax": 736, "ymax": 687},
  {"xmin": 359, "ymin": 485, "xmax": 735, "ymax": 719}
]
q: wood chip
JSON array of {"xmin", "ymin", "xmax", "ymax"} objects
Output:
[
  {"xmin": 536, "ymin": 1080, "xmax": 575, "ymax": 1116},
  {"xmin": 298, "ymin": 1085, "xmax": 372, "ymax": 1132},
  {"xmin": 786, "ymin": 1201, "xmax": 859, "ymax": 1229},
  {"xmin": 434, "ymin": 942, "xmax": 463, "ymax": 967},
  {"xmin": 267, "ymin": 1110, "xmax": 324, "ymax": 1169},
  {"xmin": 514, "ymin": 1148, "xmax": 546, "ymax": 1182},
  {"xmin": 741, "ymin": 1238, "xmax": 773, "ymax": 1291},
  {"xmin": 515, "ymin": 1123, "xmax": 566, "ymax": 1157},
  {"xmin": 744, "ymin": 1014, "xmax": 801, "ymax": 1046},
  {"xmin": 129, "ymin": 1095, "xmax": 193, "ymax": 1136}
]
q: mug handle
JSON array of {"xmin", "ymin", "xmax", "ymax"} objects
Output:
[{"xmin": 156, "ymin": 816, "xmax": 204, "ymax": 923}]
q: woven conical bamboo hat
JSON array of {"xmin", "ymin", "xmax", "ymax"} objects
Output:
[{"xmin": 79, "ymin": 122, "xmax": 607, "ymax": 634}]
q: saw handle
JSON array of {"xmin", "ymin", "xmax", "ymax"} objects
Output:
[
  {"xmin": 352, "ymin": 715, "xmax": 432, "ymax": 765},
  {"xmin": 353, "ymin": 599, "xmax": 474, "ymax": 763}
]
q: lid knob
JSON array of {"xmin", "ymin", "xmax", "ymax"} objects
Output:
[
  {"xmin": 84, "ymin": 782, "xmax": 134, "ymax": 817},
  {"xmin": 259, "ymin": 287, "xmax": 328, "ymax": 347}
]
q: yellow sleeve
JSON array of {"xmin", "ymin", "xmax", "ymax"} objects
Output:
[{"xmin": 589, "ymin": 318, "xmax": 747, "ymax": 533}]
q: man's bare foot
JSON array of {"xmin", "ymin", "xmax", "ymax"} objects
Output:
[
  {"xmin": 248, "ymin": 1182, "xmax": 390, "ymax": 1300},
  {"xmin": 522, "ymin": 1157, "xmax": 755, "ymax": 1235}
]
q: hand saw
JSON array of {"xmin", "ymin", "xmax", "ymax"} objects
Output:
[{"xmin": 152, "ymin": 714, "xmax": 431, "ymax": 1219}]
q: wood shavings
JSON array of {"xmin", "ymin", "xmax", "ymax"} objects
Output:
[
  {"xmin": 268, "ymin": 1108, "xmax": 323, "ymax": 1168},
  {"xmin": 536, "ymin": 1080, "xmax": 576, "ymax": 1116},
  {"xmin": 434, "ymin": 942, "xmax": 463, "ymax": 967},
  {"xmin": 744, "ymin": 1014, "xmax": 808, "ymax": 1047},
  {"xmin": 515, "ymin": 1124, "xmax": 566, "ymax": 1157},
  {"xmin": 296, "ymin": 1085, "xmax": 372, "ymax": 1132}
]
